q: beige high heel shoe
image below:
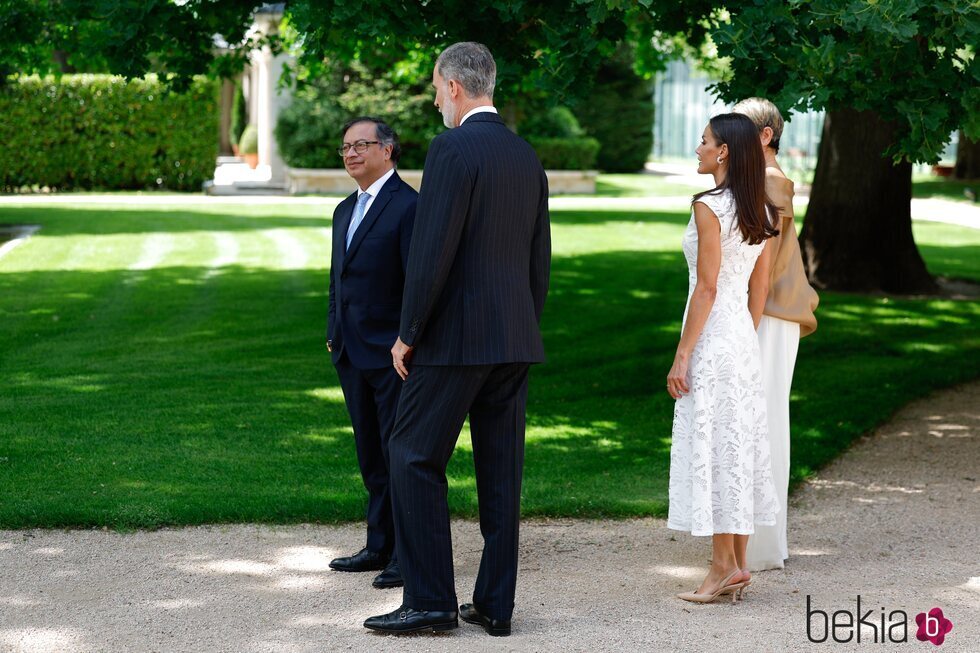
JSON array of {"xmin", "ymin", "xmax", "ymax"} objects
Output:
[
  {"xmin": 731, "ymin": 581, "xmax": 750, "ymax": 601},
  {"xmin": 676, "ymin": 569, "xmax": 746, "ymax": 604},
  {"xmin": 731, "ymin": 569, "xmax": 752, "ymax": 601}
]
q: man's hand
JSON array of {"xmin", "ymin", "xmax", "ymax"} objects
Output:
[
  {"xmin": 326, "ymin": 341, "xmax": 332, "ymax": 353},
  {"xmin": 391, "ymin": 337, "xmax": 414, "ymax": 380}
]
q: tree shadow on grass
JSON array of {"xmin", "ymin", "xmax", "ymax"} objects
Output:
[
  {"xmin": 787, "ymin": 291, "xmax": 980, "ymax": 486},
  {"xmin": 0, "ymin": 246, "xmax": 977, "ymax": 528},
  {"xmin": 549, "ymin": 208, "xmax": 690, "ymax": 227},
  {"xmin": 0, "ymin": 204, "xmax": 693, "ymax": 236},
  {"xmin": 917, "ymin": 242, "xmax": 980, "ymax": 284},
  {"xmin": 0, "ymin": 205, "xmax": 332, "ymax": 237},
  {"xmin": 0, "ymin": 250, "xmax": 685, "ymax": 527}
]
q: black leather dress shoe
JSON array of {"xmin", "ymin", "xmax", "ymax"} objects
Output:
[
  {"xmin": 328, "ymin": 548, "xmax": 388, "ymax": 572},
  {"xmin": 363, "ymin": 606, "xmax": 458, "ymax": 634},
  {"xmin": 459, "ymin": 603, "xmax": 511, "ymax": 636},
  {"xmin": 372, "ymin": 561, "xmax": 403, "ymax": 589}
]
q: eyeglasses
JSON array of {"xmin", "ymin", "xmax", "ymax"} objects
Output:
[{"xmin": 338, "ymin": 140, "xmax": 381, "ymax": 157}]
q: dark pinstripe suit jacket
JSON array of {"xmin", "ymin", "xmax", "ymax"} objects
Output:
[{"xmin": 399, "ymin": 112, "xmax": 551, "ymax": 365}]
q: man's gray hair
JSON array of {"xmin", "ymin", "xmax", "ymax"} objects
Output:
[{"xmin": 436, "ymin": 42, "xmax": 496, "ymax": 100}]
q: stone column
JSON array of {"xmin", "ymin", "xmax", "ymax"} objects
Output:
[{"xmin": 251, "ymin": 9, "xmax": 294, "ymax": 185}]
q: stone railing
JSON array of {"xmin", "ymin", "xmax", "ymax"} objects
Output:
[{"xmin": 286, "ymin": 168, "xmax": 597, "ymax": 195}]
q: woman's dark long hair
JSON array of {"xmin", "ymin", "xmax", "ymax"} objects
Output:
[{"xmin": 693, "ymin": 113, "xmax": 779, "ymax": 245}]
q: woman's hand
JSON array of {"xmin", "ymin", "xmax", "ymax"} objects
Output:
[{"xmin": 667, "ymin": 352, "xmax": 690, "ymax": 399}]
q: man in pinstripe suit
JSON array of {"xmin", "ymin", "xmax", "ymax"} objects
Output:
[{"xmin": 363, "ymin": 42, "xmax": 551, "ymax": 636}]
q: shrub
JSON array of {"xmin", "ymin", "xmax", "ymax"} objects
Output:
[
  {"xmin": 574, "ymin": 47, "xmax": 654, "ymax": 172},
  {"xmin": 519, "ymin": 106, "xmax": 598, "ymax": 169},
  {"xmin": 229, "ymin": 81, "xmax": 246, "ymax": 146},
  {"xmin": 0, "ymin": 74, "xmax": 218, "ymax": 191},
  {"xmin": 519, "ymin": 106, "xmax": 585, "ymax": 139},
  {"xmin": 526, "ymin": 137, "xmax": 600, "ymax": 170},
  {"xmin": 274, "ymin": 81, "xmax": 347, "ymax": 169},
  {"xmin": 276, "ymin": 61, "xmax": 443, "ymax": 170},
  {"xmin": 238, "ymin": 124, "xmax": 259, "ymax": 155}
]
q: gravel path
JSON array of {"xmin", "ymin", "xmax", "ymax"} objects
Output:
[{"xmin": 2, "ymin": 381, "xmax": 977, "ymax": 652}]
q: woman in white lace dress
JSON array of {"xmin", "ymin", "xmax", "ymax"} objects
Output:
[{"xmin": 666, "ymin": 113, "xmax": 781, "ymax": 604}]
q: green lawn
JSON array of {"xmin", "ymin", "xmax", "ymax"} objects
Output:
[
  {"xmin": 912, "ymin": 173, "xmax": 980, "ymax": 204},
  {"xmin": 0, "ymin": 194, "xmax": 977, "ymax": 528}
]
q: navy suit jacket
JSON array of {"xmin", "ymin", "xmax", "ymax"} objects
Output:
[
  {"xmin": 328, "ymin": 171, "xmax": 417, "ymax": 369},
  {"xmin": 399, "ymin": 112, "xmax": 551, "ymax": 365}
]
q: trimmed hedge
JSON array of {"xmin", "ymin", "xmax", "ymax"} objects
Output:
[
  {"xmin": 0, "ymin": 74, "xmax": 219, "ymax": 191},
  {"xmin": 527, "ymin": 137, "xmax": 600, "ymax": 170},
  {"xmin": 519, "ymin": 106, "xmax": 599, "ymax": 170},
  {"xmin": 520, "ymin": 106, "xmax": 585, "ymax": 139}
]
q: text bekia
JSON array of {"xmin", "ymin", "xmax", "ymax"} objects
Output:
[{"xmin": 806, "ymin": 595, "xmax": 908, "ymax": 644}]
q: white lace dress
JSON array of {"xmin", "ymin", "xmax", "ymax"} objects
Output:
[{"xmin": 667, "ymin": 190, "xmax": 780, "ymax": 536}]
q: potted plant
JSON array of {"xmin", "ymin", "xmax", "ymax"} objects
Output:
[{"xmin": 239, "ymin": 125, "xmax": 259, "ymax": 169}]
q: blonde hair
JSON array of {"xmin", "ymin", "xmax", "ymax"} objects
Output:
[{"xmin": 732, "ymin": 97, "xmax": 784, "ymax": 153}]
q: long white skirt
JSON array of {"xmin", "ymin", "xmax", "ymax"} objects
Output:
[{"xmin": 745, "ymin": 316, "xmax": 799, "ymax": 571}]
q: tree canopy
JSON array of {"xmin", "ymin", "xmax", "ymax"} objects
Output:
[
  {"xmin": 710, "ymin": 0, "xmax": 979, "ymax": 163},
  {"xmin": 0, "ymin": 0, "xmax": 263, "ymax": 88},
  {"xmin": 284, "ymin": 0, "xmax": 715, "ymax": 107}
]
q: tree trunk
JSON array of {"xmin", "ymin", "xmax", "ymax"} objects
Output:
[
  {"xmin": 52, "ymin": 50, "xmax": 77, "ymax": 74},
  {"xmin": 800, "ymin": 108, "xmax": 936, "ymax": 294},
  {"xmin": 954, "ymin": 131, "xmax": 980, "ymax": 179}
]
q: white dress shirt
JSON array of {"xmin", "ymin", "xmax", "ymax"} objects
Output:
[
  {"xmin": 356, "ymin": 167, "xmax": 396, "ymax": 216},
  {"xmin": 460, "ymin": 105, "xmax": 498, "ymax": 125}
]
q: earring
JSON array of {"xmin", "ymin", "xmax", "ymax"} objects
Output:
[{"xmin": 717, "ymin": 156, "xmax": 724, "ymax": 164}]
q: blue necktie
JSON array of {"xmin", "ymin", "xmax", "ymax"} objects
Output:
[{"xmin": 346, "ymin": 192, "xmax": 371, "ymax": 250}]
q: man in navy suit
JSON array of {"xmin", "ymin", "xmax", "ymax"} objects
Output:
[
  {"xmin": 327, "ymin": 117, "xmax": 416, "ymax": 591},
  {"xmin": 364, "ymin": 43, "xmax": 551, "ymax": 636}
]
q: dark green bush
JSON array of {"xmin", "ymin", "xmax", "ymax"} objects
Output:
[
  {"xmin": 519, "ymin": 106, "xmax": 585, "ymax": 139},
  {"xmin": 0, "ymin": 74, "xmax": 219, "ymax": 191},
  {"xmin": 274, "ymin": 80, "xmax": 347, "ymax": 169},
  {"xmin": 527, "ymin": 137, "xmax": 600, "ymax": 170},
  {"xmin": 229, "ymin": 81, "xmax": 246, "ymax": 146},
  {"xmin": 519, "ymin": 106, "xmax": 598, "ymax": 169},
  {"xmin": 276, "ymin": 61, "xmax": 443, "ymax": 170},
  {"xmin": 574, "ymin": 48, "xmax": 654, "ymax": 172}
]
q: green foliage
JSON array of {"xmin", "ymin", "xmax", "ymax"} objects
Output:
[
  {"xmin": 520, "ymin": 107, "xmax": 586, "ymax": 139},
  {"xmin": 276, "ymin": 61, "xmax": 443, "ymax": 170},
  {"xmin": 574, "ymin": 47, "xmax": 654, "ymax": 172},
  {"xmin": 283, "ymin": 1, "xmax": 716, "ymax": 108},
  {"xmin": 229, "ymin": 81, "xmax": 247, "ymax": 146},
  {"xmin": 0, "ymin": 0, "xmax": 264, "ymax": 90},
  {"xmin": 0, "ymin": 2, "xmax": 49, "ymax": 81},
  {"xmin": 274, "ymin": 90, "xmax": 345, "ymax": 169},
  {"xmin": 520, "ymin": 107, "xmax": 599, "ymax": 169},
  {"xmin": 238, "ymin": 125, "xmax": 259, "ymax": 155},
  {"xmin": 710, "ymin": 0, "xmax": 980, "ymax": 163},
  {"xmin": 527, "ymin": 137, "xmax": 601, "ymax": 170},
  {"xmin": 0, "ymin": 75, "xmax": 219, "ymax": 191}
]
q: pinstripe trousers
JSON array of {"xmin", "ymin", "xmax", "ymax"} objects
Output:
[{"xmin": 388, "ymin": 362, "xmax": 530, "ymax": 621}]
